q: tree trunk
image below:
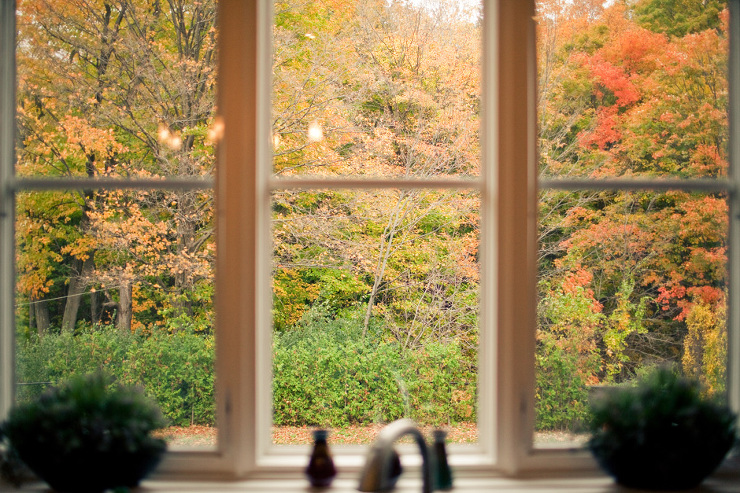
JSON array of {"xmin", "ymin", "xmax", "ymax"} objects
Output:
[
  {"xmin": 34, "ymin": 298, "xmax": 51, "ymax": 336},
  {"xmin": 61, "ymin": 255, "xmax": 94, "ymax": 333},
  {"xmin": 117, "ymin": 280, "xmax": 133, "ymax": 334},
  {"xmin": 90, "ymin": 289, "xmax": 100, "ymax": 326},
  {"xmin": 29, "ymin": 297, "xmax": 36, "ymax": 333},
  {"xmin": 362, "ymin": 192, "xmax": 413, "ymax": 336}
]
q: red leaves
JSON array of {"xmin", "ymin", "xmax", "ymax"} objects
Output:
[
  {"xmin": 587, "ymin": 56, "xmax": 640, "ymax": 108},
  {"xmin": 658, "ymin": 284, "xmax": 723, "ymax": 321},
  {"xmin": 579, "ymin": 105, "xmax": 621, "ymax": 150},
  {"xmin": 576, "ymin": 51, "xmax": 641, "ymax": 150},
  {"xmin": 601, "ymin": 27, "xmax": 669, "ymax": 75}
]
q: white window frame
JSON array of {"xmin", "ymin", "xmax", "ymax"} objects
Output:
[{"xmin": 1, "ymin": 0, "xmax": 738, "ymax": 481}]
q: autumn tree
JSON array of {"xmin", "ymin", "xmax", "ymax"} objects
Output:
[
  {"xmin": 270, "ymin": 0, "xmax": 481, "ymax": 355},
  {"xmin": 634, "ymin": 0, "xmax": 725, "ymax": 37},
  {"xmin": 536, "ymin": 0, "xmax": 729, "ymax": 386},
  {"xmin": 16, "ymin": 0, "xmax": 217, "ymax": 334}
]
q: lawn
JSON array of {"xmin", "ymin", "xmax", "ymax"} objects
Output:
[{"xmin": 157, "ymin": 424, "xmax": 587, "ymax": 448}]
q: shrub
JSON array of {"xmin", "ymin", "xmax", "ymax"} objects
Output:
[
  {"xmin": 273, "ymin": 316, "xmax": 407, "ymax": 426},
  {"xmin": 17, "ymin": 314, "xmax": 477, "ymax": 429},
  {"xmin": 404, "ymin": 342, "xmax": 476, "ymax": 425},
  {"xmin": 273, "ymin": 307, "xmax": 477, "ymax": 427},
  {"xmin": 535, "ymin": 342, "xmax": 590, "ymax": 431},
  {"xmin": 121, "ymin": 330, "xmax": 215, "ymax": 426},
  {"xmin": 16, "ymin": 328, "xmax": 136, "ymax": 403},
  {"xmin": 16, "ymin": 326, "xmax": 215, "ymax": 427}
]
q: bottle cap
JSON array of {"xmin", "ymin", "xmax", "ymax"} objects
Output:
[{"xmin": 433, "ymin": 429, "xmax": 448, "ymax": 442}]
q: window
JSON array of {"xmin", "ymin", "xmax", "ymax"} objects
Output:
[
  {"xmin": 1, "ymin": 0, "xmax": 738, "ymax": 480},
  {"xmin": 534, "ymin": 0, "xmax": 740, "ymax": 450},
  {"xmin": 270, "ymin": 0, "xmax": 482, "ymax": 444},
  {"xmin": 4, "ymin": 0, "xmax": 218, "ymax": 454}
]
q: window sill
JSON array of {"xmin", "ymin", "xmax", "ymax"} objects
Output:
[
  {"xmin": 5, "ymin": 465, "xmax": 740, "ymax": 493},
  {"xmin": 5, "ymin": 476, "xmax": 740, "ymax": 493},
  {"xmin": 3, "ymin": 451, "xmax": 739, "ymax": 492}
]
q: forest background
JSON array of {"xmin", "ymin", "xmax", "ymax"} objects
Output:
[{"xmin": 12, "ymin": 0, "xmax": 730, "ymax": 438}]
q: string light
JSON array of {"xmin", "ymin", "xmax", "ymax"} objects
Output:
[{"xmin": 307, "ymin": 121, "xmax": 323, "ymax": 142}]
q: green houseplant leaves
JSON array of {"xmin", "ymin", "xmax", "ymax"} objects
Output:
[
  {"xmin": 1, "ymin": 373, "xmax": 167, "ymax": 493},
  {"xmin": 588, "ymin": 366, "xmax": 736, "ymax": 490}
]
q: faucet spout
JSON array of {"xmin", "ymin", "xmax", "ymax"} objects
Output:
[{"xmin": 358, "ymin": 419, "xmax": 432, "ymax": 493}]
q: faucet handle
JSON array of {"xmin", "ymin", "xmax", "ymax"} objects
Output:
[{"xmin": 357, "ymin": 446, "xmax": 402, "ymax": 491}]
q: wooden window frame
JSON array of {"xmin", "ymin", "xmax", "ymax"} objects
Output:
[{"xmin": 1, "ymin": 0, "xmax": 738, "ymax": 480}]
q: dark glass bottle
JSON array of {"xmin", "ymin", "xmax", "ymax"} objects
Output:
[
  {"xmin": 431, "ymin": 429, "xmax": 453, "ymax": 490},
  {"xmin": 306, "ymin": 429, "xmax": 337, "ymax": 487}
]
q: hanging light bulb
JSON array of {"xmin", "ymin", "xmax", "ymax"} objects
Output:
[{"xmin": 307, "ymin": 121, "xmax": 324, "ymax": 142}]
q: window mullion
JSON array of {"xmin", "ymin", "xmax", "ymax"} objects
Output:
[
  {"xmin": 10, "ymin": 177, "xmax": 214, "ymax": 191},
  {"xmin": 539, "ymin": 178, "xmax": 735, "ymax": 193},
  {"xmin": 269, "ymin": 177, "xmax": 482, "ymax": 191},
  {"xmin": 0, "ymin": 0, "xmax": 17, "ymax": 422},
  {"xmin": 493, "ymin": 0, "xmax": 538, "ymax": 474},
  {"xmin": 727, "ymin": 0, "xmax": 740, "ymax": 421},
  {"xmin": 210, "ymin": 0, "xmax": 274, "ymax": 477}
]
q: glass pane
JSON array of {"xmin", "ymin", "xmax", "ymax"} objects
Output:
[
  {"xmin": 272, "ymin": 0, "xmax": 482, "ymax": 179},
  {"xmin": 14, "ymin": 0, "xmax": 219, "ymax": 451},
  {"xmin": 16, "ymin": 0, "xmax": 219, "ymax": 449},
  {"xmin": 271, "ymin": 189, "xmax": 479, "ymax": 444},
  {"xmin": 537, "ymin": 0, "xmax": 728, "ymax": 180},
  {"xmin": 16, "ymin": 1, "xmax": 218, "ymax": 181},
  {"xmin": 535, "ymin": 189, "xmax": 728, "ymax": 448},
  {"xmin": 15, "ymin": 188, "xmax": 216, "ymax": 450}
]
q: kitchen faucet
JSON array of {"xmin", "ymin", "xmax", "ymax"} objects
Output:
[{"xmin": 357, "ymin": 419, "xmax": 432, "ymax": 493}]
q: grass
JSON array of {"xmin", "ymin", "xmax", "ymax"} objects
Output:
[{"xmin": 157, "ymin": 423, "xmax": 587, "ymax": 448}]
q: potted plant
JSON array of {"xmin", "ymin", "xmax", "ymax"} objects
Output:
[
  {"xmin": 0, "ymin": 373, "xmax": 167, "ymax": 493},
  {"xmin": 588, "ymin": 366, "xmax": 736, "ymax": 490}
]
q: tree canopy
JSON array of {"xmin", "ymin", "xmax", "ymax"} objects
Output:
[{"xmin": 14, "ymin": 0, "xmax": 730, "ymax": 430}]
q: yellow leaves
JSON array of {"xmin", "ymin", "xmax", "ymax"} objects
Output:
[
  {"xmin": 84, "ymin": 188, "xmax": 214, "ymax": 290},
  {"xmin": 682, "ymin": 300, "xmax": 728, "ymax": 396},
  {"xmin": 60, "ymin": 115, "xmax": 128, "ymax": 159}
]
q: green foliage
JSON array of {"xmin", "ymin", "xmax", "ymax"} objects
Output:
[
  {"xmin": 16, "ymin": 326, "xmax": 215, "ymax": 427},
  {"xmin": 603, "ymin": 278, "xmax": 649, "ymax": 380},
  {"xmin": 404, "ymin": 342, "xmax": 476, "ymax": 425},
  {"xmin": 535, "ymin": 342, "xmax": 590, "ymax": 431},
  {"xmin": 588, "ymin": 366, "xmax": 736, "ymax": 489},
  {"xmin": 273, "ymin": 307, "xmax": 476, "ymax": 427},
  {"xmin": 2, "ymin": 373, "xmax": 166, "ymax": 456},
  {"xmin": 273, "ymin": 327, "xmax": 406, "ymax": 427},
  {"xmin": 273, "ymin": 267, "xmax": 369, "ymax": 331},
  {"xmin": 121, "ymin": 331, "xmax": 215, "ymax": 427},
  {"xmin": 634, "ymin": 0, "xmax": 725, "ymax": 37},
  {"xmin": 157, "ymin": 281, "xmax": 215, "ymax": 335},
  {"xmin": 16, "ymin": 329, "xmax": 133, "ymax": 403},
  {"xmin": 273, "ymin": 269, "xmax": 322, "ymax": 331},
  {"xmin": 17, "ymin": 317, "xmax": 477, "ymax": 429}
]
